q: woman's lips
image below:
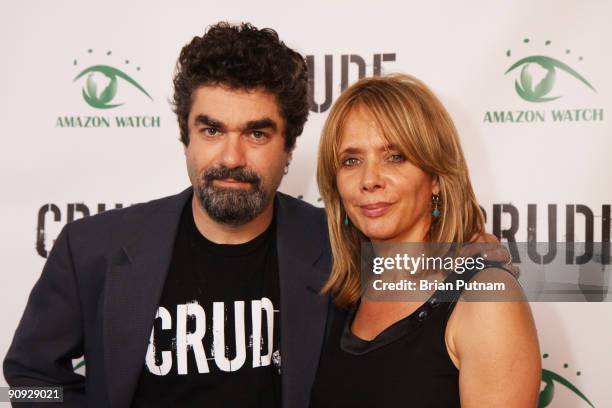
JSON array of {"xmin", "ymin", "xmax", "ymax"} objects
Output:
[{"xmin": 359, "ymin": 202, "xmax": 392, "ymax": 217}]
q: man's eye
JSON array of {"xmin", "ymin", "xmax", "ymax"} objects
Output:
[
  {"xmin": 388, "ymin": 153, "xmax": 406, "ymax": 163},
  {"xmin": 202, "ymin": 127, "xmax": 219, "ymax": 136},
  {"xmin": 342, "ymin": 157, "xmax": 360, "ymax": 167},
  {"xmin": 251, "ymin": 131, "xmax": 267, "ymax": 140}
]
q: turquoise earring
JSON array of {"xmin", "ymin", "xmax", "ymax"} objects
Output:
[
  {"xmin": 344, "ymin": 213, "xmax": 349, "ymax": 226},
  {"xmin": 432, "ymin": 194, "xmax": 441, "ymax": 218}
]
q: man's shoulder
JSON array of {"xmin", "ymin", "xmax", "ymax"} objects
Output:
[
  {"xmin": 275, "ymin": 191, "xmax": 325, "ymax": 220},
  {"xmin": 66, "ymin": 188, "xmax": 190, "ymax": 240},
  {"xmin": 275, "ymin": 191, "xmax": 328, "ymax": 237}
]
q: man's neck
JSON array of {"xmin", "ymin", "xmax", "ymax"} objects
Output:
[{"xmin": 191, "ymin": 195, "xmax": 275, "ymax": 244}]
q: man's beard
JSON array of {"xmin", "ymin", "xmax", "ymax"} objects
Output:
[{"xmin": 196, "ymin": 165, "xmax": 269, "ymax": 226}]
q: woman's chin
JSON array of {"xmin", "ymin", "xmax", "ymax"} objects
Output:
[{"xmin": 358, "ymin": 224, "xmax": 397, "ymax": 241}]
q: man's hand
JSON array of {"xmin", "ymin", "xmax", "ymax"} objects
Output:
[{"xmin": 460, "ymin": 233, "xmax": 520, "ymax": 278}]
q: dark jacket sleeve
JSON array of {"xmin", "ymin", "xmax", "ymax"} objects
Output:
[{"xmin": 3, "ymin": 223, "xmax": 86, "ymax": 405}]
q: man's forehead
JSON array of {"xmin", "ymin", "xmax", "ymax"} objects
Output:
[{"xmin": 191, "ymin": 85, "xmax": 281, "ymax": 118}]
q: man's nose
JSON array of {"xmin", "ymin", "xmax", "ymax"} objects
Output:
[{"xmin": 219, "ymin": 134, "xmax": 247, "ymax": 169}]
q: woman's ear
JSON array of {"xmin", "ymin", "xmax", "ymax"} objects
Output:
[{"xmin": 431, "ymin": 175, "xmax": 440, "ymax": 195}]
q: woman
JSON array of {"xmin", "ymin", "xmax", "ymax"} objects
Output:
[{"xmin": 310, "ymin": 74, "xmax": 541, "ymax": 407}]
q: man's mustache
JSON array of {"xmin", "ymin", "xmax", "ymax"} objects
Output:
[{"xmin": 202, "ymin": 165, "xmax": 261, "ymax": 187}]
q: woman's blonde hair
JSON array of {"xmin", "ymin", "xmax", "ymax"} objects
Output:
[{"xmin": 317, "ymin": 73, "xmax": 485, "ymax": 307}]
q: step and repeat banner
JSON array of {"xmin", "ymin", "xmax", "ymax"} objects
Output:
[{"xmin": 1, "ymin": 0, "xmax": 610, "ymax": 406}]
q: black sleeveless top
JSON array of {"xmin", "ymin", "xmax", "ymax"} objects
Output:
[{"xmin": 310, "ymin": 265, "xmax": 504, "ymax": 408}]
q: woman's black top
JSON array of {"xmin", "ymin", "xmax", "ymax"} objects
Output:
[{"xmin": 310, "ymin": 265, "xmax": 502, "ymax": 408}]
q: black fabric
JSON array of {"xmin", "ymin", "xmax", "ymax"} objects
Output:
[
  {"xmin": 131, "ymin": 200, "xmax": 281, "ymax": 407},
  {"xmin": 310, "ymin": 265, "xmax": 498, "ymax": 408}
]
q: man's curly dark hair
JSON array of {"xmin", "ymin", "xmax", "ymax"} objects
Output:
[{"xmin": 173, "ymin": 22, "xmax": 309, "ymax": 152}]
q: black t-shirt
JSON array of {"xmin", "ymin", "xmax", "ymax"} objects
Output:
[{"xmin": 131, "ymin": 200, "xmax": 281, "ymax": 407}]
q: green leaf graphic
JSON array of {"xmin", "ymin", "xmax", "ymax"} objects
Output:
[
  {"xmin": 534, "ymin": 68, "xmax": 556, "ymax": 98},
  {"xmin": 85, "ymin": 73, "xmax": 98, "ymax": 100},
  {"xmin": 520, "ymin": 64, "xmax": 533, "ymax": 94},
  {"xmin": 98, "ymin": 75, "xmax": 117, "ymax": 105}
]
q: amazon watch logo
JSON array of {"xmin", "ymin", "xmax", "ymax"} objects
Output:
[
  {"xmin": 56, "ymin": 48, "xmax": 160, "ymax": 128},
  {"xmin": 505, "ymin": 39, "xmax": 596, "ymax": 103},
  {"xmin": 483, "ymin": 37, "xmax": 603, "ymax": 124},
  {"xmin": 74, "ymin": 64, "xmax": 152, "ymax": 109}
]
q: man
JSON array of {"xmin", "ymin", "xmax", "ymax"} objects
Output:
[{"xmin": 4, "ymin": 22, "xmax": 330, "ymax": 407}]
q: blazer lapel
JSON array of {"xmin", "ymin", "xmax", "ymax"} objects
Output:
[
  {"xmin": 275, "ymin": 194, "xmax": 331, "ymax": 408},
  {"xmin": 103, "ymin": 187, "xmax": 192, "ymax": 408}
]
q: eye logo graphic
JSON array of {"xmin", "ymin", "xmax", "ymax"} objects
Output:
[
  {"xmin": 72, "ymin": 49, "xmax": 153, "ymax": 109},
  {"xmin": 74, "ymin": 359, "xmax": 85, "ymax": 371},
  {"xmin": 538, "ymin": 354, "xmax": 594, "ymax": 407},
  {"xmin": 505, "ymin": 39, "xmax": 596, "ymax": 103}
]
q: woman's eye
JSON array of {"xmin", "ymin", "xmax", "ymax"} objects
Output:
[
  {"xmin": 388, "ymin": 153, "xmax": 406, "ymax": 163},
  {"xmin": 342, "ymin": 157, "xmax": 360, "ymax": 167}
]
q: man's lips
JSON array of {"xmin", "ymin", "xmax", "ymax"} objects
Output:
[
  {"xmin": 212, "ymin": 178, "xmax": 252, "ymax": 188},
  {"xmin": 359, "ymin": 202, "xmax": 392, "ymax": 217}
]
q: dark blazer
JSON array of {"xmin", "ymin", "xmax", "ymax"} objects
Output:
[{"xmin": 4, "ymin": 187, "xmax": 332, "ymax": 408}]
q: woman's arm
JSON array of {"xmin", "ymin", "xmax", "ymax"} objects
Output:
[{"xmin": 446, "ymin": 268, "xmax": 541, "ymax": 407}]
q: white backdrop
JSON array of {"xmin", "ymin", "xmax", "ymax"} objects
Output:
[{"xmin": 1, "ymin": 0, "xmax": 610, "ymax": 406}]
